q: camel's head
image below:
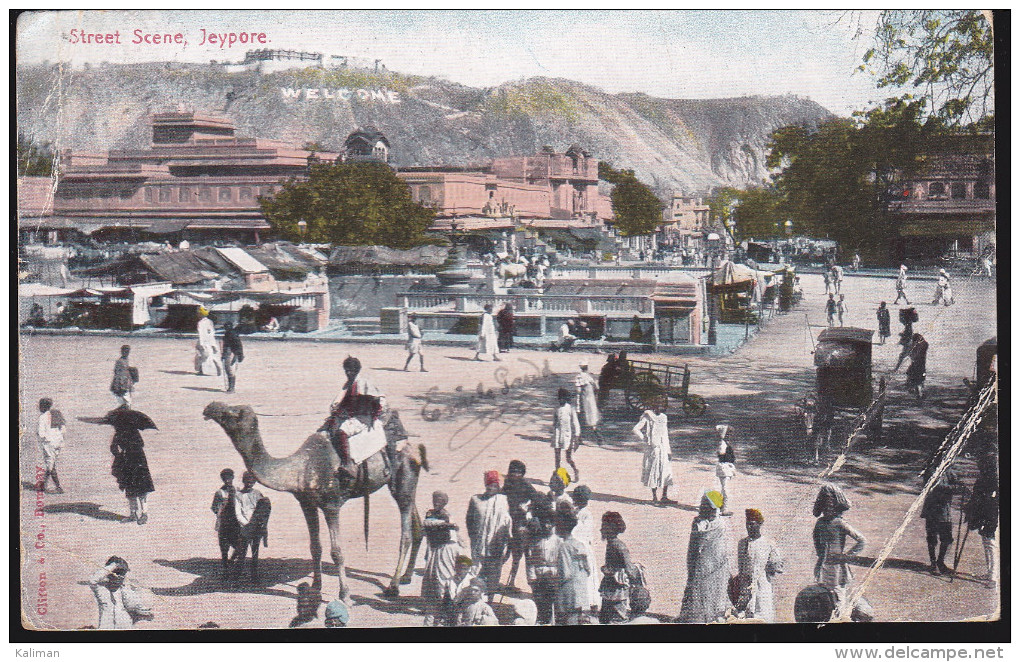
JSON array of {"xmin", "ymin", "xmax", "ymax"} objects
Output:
[{"xmin": 203, "ymin": 402, "xmax": 260, "ymax": 447}]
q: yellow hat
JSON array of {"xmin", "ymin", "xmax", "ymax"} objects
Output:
[
  {"xmin": 705, "ymin": 490, "xmax": 724, "ymax": 509},
  {"xmin": 554, "ymin": 467, "xmax": 571, "ymax": 488},
  {"xmin": 198, "ymin": 306, "xmax": 210, "ymax": 317}
]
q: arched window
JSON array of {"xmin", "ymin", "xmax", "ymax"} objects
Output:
[
  {"xmin": 144, "ymin": 187, "xmax": 155, "ymax": 202},
  {"xmin": 158, "ymin": 187, "xmax": 172, "ymax": 202},
  {"xmin": 239, "ymin": 187, "xmax": 254, "ymax": 201},
  {"xmin": 928, "ymin": 182, "xmax": 946, "ymax": 198},
  {"xmin": 218, "ymin": 187, "xmax": 232, "ymax": 202},
  {"xmin": 199, "ymin": 187, "xmax": 213, "ymax": 202},
  {"xmin": 179, "ymin": 187, "xmax": 191, "ymax": 203},
  {"xmin": 419, "ymin": 186, "xmax": 431, "ymax": 204},
  {"xmin": 974, "ymin": 182, "xmax": 990, "ymax": 199}
]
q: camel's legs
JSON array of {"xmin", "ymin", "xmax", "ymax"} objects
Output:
[
  {"xmin": 299, "ymin": 502, "xmax": 324, "ymax": 590},
  {"xmin": 322, "ymin": 504, "xmax": 350, "ymax": 602},
  {"xmin": 385, "ymin": 502, "xmax": 415, "ymax": 596},
  {"xmin": 399, "ymin": 507, "xmax": 424, "ymax": 584}
]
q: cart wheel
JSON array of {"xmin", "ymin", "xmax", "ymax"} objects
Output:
[
  {"xmin": 626, "ymin": 372, "xmax": 662, "ymax": 412},
  {"xmin": 682, "ymin": 394, "xmax": 707, "ymax": 417}
]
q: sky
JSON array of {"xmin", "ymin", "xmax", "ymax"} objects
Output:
[{"xmin": 16, "ymin": 10, "xmax": 890, "ymax": 116}]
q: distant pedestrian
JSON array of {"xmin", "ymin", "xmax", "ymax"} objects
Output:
[
  {"xmin": 735, "ymin": 508, "xmax": 783, "ymax": 622},
  {"xmin": 403, "ymin": 313, "xmax": 426, "ymax": 372},
  {"xmin": 823, "ymin": 270, "xmax": 832, "ymax": 295},
  {"xmin": 852, "ymin": 253, "xmax": 861, "ymax": 272},
  {"xmin": 965, "ymin": 452, "xmax": 999, "ymax": 586},
  {"xmin": 832, "ymin": 265, "xmax": 844, "ymax": 294},
  {"xmin": 920, "ymin": 469, "xmax": 960, "ymax": 575},
  {"xmin": 894, "ymin": 307, "xmax": 918, "ymax": 371},
  {"xmin": 679, "ymin": 490, "xmax": 732, "ymax": 623},
  {"xmin": 825, "ymin": 294, "xmax": 836, "ymax": 326},
  {"xmin": 633, "ymin": 400, "xmax": 676, "ymax": 505},
  {"xmin": 495, "ymin": 303, "xmax": 516, "ymax": 353},
  {"xmin": 894, "ymin": 265, "xmax": 910, "ymax": 305},
  {"xmin": 574, "ymin": 362, "xmax": 602, "ymax": 443},
  {"xmin": 87, "ymin": 556, "xmax": 154, "ymax": 629},
  {"xmin": 221, "ymin": 321, "xmax": 244, "ymax": 393},
  {"xmin": 836, "ymin": 294, "xmax": 848, "ymax": 326},
  {"xmin": 552, "ymin": 388, "xmax": 581, "ymax": 482},
  {"xmin": 474, "ymin": 304, "xmax": 501, "ymax": 361},
  {"xmin": 465, "ymin": 471, "xmax": 512, "ymax": 595},
  {"xmin": 876, "ymin": 302, "xmax": 891, "ymax": 344},
  {"xmin": 598, "ymin": 511, "xmax": 637, "ymax": 624},
  {"xmin": 715, "ymin": 425, "xmax": 736, "ymax": 515},
  {"xmin": 905, "ymin": 333, "xmax": 929, "ymax": 400},
  {"xmin": 932, "ymin": 269, "xmax": 954, "ymax": 306},
  {"xmin": 110, "ymin": 345, "xmax": 137, "ymax": 407},
  {"xmin": 36, "ymin": 398, "xmax": 66, "ymax": 494}
]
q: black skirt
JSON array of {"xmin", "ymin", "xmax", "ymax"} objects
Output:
[{"xmin": 110, "ymin": 431, "xmax": 155, "ymax": 497}]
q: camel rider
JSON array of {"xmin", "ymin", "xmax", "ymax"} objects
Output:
[{"xmin": 323, "ymin": 357, "xmax": 407, "ymax": 483}]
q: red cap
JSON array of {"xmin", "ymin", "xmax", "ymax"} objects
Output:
[{"xmin": 483, "ymin": 470, "xmax": 501, "ymax": 487}]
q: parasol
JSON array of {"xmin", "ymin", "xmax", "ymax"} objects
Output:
[{"xmin": 98, "ymin": 406, "xmax": 158, "ymax": 432}]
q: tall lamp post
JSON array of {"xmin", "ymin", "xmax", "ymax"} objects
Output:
[{"xmin": 297, "ymin": 219, "xmax": 308, "ymax": 244}]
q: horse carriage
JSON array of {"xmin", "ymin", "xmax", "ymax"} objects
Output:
[
  {"xmin": 601, "ymin": 357, "xmax": 708, "ymax": 417},
  {"xmin": 800, "ymin": 327, "xmax": 885, "ymax": 461}
]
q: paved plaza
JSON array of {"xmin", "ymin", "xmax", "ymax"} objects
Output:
[{"xmin": 19, "ymin": 272, "xmax": 999, "ymax": 629}]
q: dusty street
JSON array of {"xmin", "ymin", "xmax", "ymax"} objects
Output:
[{"xmin": 18, "ymin": 272, "xmax": 998, "ymax": 629}]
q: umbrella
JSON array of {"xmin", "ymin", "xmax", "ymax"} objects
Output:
[{"xmin": 98, "ymin": 406, "xmax": 158, "ymax": 432}]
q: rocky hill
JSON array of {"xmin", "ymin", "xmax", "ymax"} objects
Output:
[{"xmin": 16, "ymin": 62, "xmax": 833, "ymax": 194}]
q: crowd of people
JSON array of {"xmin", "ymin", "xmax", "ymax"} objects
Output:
[{"xmin": 28, "ymin": 260, "xmax": 997, "ymax": 629}]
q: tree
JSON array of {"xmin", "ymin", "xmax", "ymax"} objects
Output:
[
  {"xmin": 260, "ymin": 161, "xmax": 436, "ymax": 248},
  {"xmin": 731, "ymin": 186, "xmax": 783, "ymax": 239},
  {"xmin": 860, "ymin": 10, "xmax": 994, "ymax": 125},
  {"xmin": 18, "ymin": 132, "xmax": 54, "ymax": 177},
  {"xmin": 598, "ymin": 162, "xmax": 662, "ymax": 236},
  {"xmin": 766, "ymin": 98, "xmax": 938, "ymax": 261}
]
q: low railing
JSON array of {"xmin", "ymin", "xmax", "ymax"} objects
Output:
[{"xmin": 398, "ymin": 291, "xmax": 654, "ymax": 315}]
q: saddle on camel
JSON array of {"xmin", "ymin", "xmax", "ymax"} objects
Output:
[{"xmin": 320, "ymin": 357, "xmax": 409, "ymax": 486}]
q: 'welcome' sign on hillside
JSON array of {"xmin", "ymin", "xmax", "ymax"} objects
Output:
[{"xmin": 281, "ymin": 87, "xmax": 402, "ymax": 103}]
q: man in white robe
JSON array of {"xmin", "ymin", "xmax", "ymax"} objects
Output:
[
  {"xmin": 474, "ymin": 304, "xmax": 500, "ymax": 361},
  {"xmin": 574, "ymin": 363, "xmax": 602, "ymax": 442},
  {"xmin": 195, "ymin": 308, "xmax": 223, "ymax": 376}
]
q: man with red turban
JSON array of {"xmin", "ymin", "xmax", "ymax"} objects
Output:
[{"xmin": 466, "ymin": 471, "xmax": 512, "ymax": 597}]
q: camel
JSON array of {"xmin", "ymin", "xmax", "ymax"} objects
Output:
[{"xmin": 203, "ymin": 402, "xmax": 427, "ymax": 601}]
